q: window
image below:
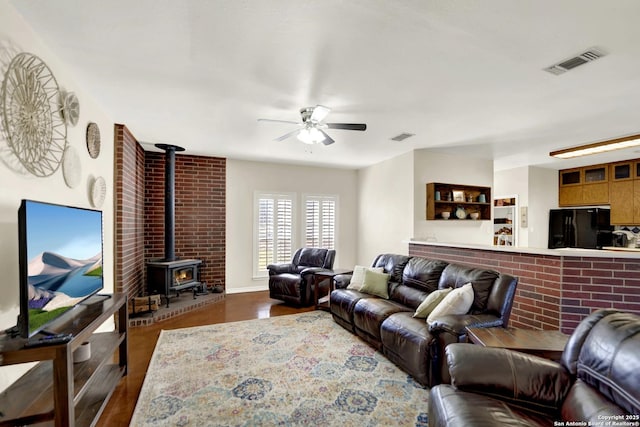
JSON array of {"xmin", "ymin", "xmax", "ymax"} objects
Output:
[
  {"xmin": 254, "ymin": 192, "xmax": 295, "ymax": 277},
  {"xmin": 303, "ymin": 195, "xmax": 337, "ymax": 250}
]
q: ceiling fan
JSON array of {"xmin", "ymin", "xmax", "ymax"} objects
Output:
[{"xmin": 258, "ymin": 105, "xmax": 366, "ymax": 145}]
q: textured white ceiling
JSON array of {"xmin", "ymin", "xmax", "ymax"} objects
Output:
[{"xmin": 10, "ymin": 0, "xmax": 640, "ymax": 170}]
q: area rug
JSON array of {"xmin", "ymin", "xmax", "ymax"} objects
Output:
[{"xmin": 130, "ymin": 311, "xmax": 429, "ymax": 426}]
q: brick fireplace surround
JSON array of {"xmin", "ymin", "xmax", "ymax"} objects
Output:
[
  {"xmin": 114, "ymin": 124, "xmax": 226, "ymax": 302},
  {"xmin": 409, "ymin": 243, "xmax": 640, "ymax": 334}
]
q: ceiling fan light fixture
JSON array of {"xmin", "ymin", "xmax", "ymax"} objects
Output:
[
  {"xmin": 297, "ymin": 127, "xmax": 325, "ymax": 145},
  {"xmin": 550, "ymin": 133, "xmax": 640, "ymax": 159}
]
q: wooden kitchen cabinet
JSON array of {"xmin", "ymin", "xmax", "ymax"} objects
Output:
[
  {"xmin": 610, "ymin": 160, "xmax": 640, "ymax": 225},
  {"xmin": 559, "ymin": 165, "xmax": 608, "ymax": 206}
]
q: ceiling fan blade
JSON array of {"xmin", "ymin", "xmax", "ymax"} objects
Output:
[
  {"xmin": 319, "ymin": 130, "xmax": 335, "ymax": 145},
  {"xmin": 274, "ymin": 128, "xmax": 301, "ymax": 142},
  {"xmin": 326, "ymin": 123, "xmax": 367, "ymax": 131},
  {"xmin": 310, "ymin": 105, "xmax": 331, "ymax": 122},
  {"xmin": 258, "ymin": 118, "xmax": 300, "ymax": 125}
]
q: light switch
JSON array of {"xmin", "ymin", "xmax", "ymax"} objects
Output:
[{"xmin": 520, "ymin": 206, "xmax": 528, "ymax": 228}]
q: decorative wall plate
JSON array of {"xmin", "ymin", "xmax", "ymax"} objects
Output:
[
  {"xmin": 1, "ymin": 52, "xmax": 66, "ymax": 177},
  {"xmin": 86, "ymin": 122, "xmax": 100, "ymax": 159},
  {"xmin": 59, "ymin": 90, "xmax": 79, "ymax": 126},
  {"xmin": 62, "ymin": 145, "xmax": 81, "ymax": 188},
  {"xmin": 90, "ymin": 176, "xmax": 106, "ymax": 208}
]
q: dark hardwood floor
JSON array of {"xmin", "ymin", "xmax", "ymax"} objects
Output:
[{"xmin": 97, "ymin": 291, "xmax": 313, "ymax": 426}]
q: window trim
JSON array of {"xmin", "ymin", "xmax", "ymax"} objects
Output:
[{"xmin": 253, "ymin": 191, "xmax": 296, "ymax": 279}]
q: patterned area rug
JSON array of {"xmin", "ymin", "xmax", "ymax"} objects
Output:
[{"xmin": 130, "ymin": 311, "xmax": 429, "ymax": 426}]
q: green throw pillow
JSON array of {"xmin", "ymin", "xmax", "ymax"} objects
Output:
[
  {"xmin": 347, "ymin": 265, "xmax": 384, "ymax": 291},
  {"xmin": 413, "ymin": 287, "xmax": 453, "ymax": 318},
  {"xmin": 360, "ymin": 269, "xmax": 390, "ymax": 299}
]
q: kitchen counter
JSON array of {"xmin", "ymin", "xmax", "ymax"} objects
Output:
[
  {"xmin": 407, "ymin": 240, "xmax": 640, "ymax": 334},
  {"xmin": 408, "ymin": 239, "xmax": 640, "ymax": 258}
]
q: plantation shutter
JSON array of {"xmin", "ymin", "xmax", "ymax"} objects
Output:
[
  {"xmin": 304, "ymin": 195, "xmax": 336, "ymax": 250},
  {"xmin": 255, "ymin": 193, "xmax": 294, "ymax": 275}
]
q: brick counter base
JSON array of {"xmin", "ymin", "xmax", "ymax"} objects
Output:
[{"xmin": 409, "ymin": 244, "xmax": 640, "ymax": 334}]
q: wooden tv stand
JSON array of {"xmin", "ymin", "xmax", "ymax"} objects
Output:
[{"xmin": 0, "ymin": 293, "xmax": 128, "ymax": 427}]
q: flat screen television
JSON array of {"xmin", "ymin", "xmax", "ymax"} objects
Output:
[{"xmin": 18, "ymin": 200, "xmax": 104, "ymax": 338}]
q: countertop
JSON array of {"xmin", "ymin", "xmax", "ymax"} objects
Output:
[{"xmin": 407, "ymin": 239, "xmax": 640, "ymax": 259}]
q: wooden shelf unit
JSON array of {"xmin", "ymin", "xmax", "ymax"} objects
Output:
[
  {"xmin": 0, "ymin": 293, "xmax": 128, "ymax": 427},
  {"xmin": 426, "ymin": 183, "xmax": 492, "ymax": 220}
]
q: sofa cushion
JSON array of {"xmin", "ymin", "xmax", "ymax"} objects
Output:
[
  {"xmin": 360, "ymin": 270, "xmax": 390, "ymax": 298},
  {"xmin": 427, "ymin": 283, "xmax": 474, "ymax": 324},
  {"xmin": 347, "ymin": 265, "xmax": 384, "ymax": 291},
  {"xmin": 438, "ymin": 264, "xmax": 499, "ymax": 313},
  {"xmin": 381, "ymin": 311, "xmax": 436, "ymax": 386},
  {"xmin": 429, "ymin": 386, "xmax": 553, "ymax": 427},
  {"xmin": 413, "ymin": 287, "xmax": 453, "ymax": 318},
  {"xmin": 402, "ymin": 257, "xmax": 449, "ymax": 293},
  {"xmin": 329, "ymin": 289, "xmax": 368, "ymax": 332},
  {"xmin": 372, "ymin": 254, "xmax": 411, "ymax": 284},
  {"xmin": 353, "ymin": 298, "xmax": 412, "ymax": 349},
  {"xmin": 298, "ymin": 247, "xmax": 329, "ymax": 267}
]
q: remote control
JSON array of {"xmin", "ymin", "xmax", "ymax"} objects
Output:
[{"xmin": 24, "ymin": 333, "xmax": 73, "ymax": 348}]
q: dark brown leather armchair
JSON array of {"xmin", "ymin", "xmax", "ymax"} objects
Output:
[
  {"xmin": 267, "ymin": 247, "xmax": 336, "ymax": 306},
  {"xmin": 429, "ymin": 309, "xmax": 640, "ymax": 427}
]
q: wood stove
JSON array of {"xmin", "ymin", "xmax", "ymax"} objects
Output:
[
  {"xmin": 146, "ymin": 143, "xmax": 203, "ymax": 307},
  {"xmin": 147, "ymin": 259, "xmax": 202, "ymax": 307}
]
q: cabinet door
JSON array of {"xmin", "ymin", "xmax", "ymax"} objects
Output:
[
  {"xmin": 634, "ymin": 180, "xmax": 640, "ymax": 224},
  {"xmin": 612, "ymin": 162, "xmax": 633, "ymax": 181},
  {"xmin": 610, "ymin": 180, "xmax": 635, "ymax": 225},
  {"xmin": 583, "ymin": 182, "xmax": 609, "ymax": 205},
  {"xmin": 559, "ymin": 186, "xmax": 583, "ymax": 206}
]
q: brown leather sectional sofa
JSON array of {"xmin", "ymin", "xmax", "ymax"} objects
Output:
[
  {"xmin": 429, "ymin": 309, "xmax": 640, "ymax": 426},
  {"xmin": 330, "ymin": 253, "xmax": 519, "ymax": 387}
]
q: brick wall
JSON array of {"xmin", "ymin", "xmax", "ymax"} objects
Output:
[
  {"xmin": 409, "ymin": 243, "xmax": 640, "ymax": 334},
  {"xmin": 144, "ymin": 152, "xmax": 226, "ymax": 289},
  {"xmin": 114, "ymin": 124, "xmax": 146, "ymax": 298}
]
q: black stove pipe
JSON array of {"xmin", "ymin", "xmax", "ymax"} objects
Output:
[{"xmin": 155, "ymin": 143, "xmax": 185, "ymax": 262}]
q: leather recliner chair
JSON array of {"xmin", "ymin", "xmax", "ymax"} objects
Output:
[
  {"xmin": 429, "ymin": 309, "xmax": 640, "ymax": 426},
  {"xmin": 267, "ymin": 247, "xmax": 336, "ymax": 306}
]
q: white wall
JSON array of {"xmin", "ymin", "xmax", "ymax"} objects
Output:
[
  {"xmin": 527, "ymin": 166, "xmax": 558, "ymax": 248},
  {"xmin": 0, "ymin": 2, "xmax": 115, "ymax": 391},
  {"xmin": 494, "ymin": 166, "xmax": 528, "ymax": 247},
  {"xmin": 413, "ymin": 149, "xmax": 494, "ymax": 244},
  {"xmin": 356, "ymin": 151, "xmax": 414, "ymax": 265},
  {"xmin": 493, "ymin": 165, "xmax": 558, "ymax": 249},
  {"xmin": 226, "ymin": 159, "xmax": 358, "ymax": 293}
]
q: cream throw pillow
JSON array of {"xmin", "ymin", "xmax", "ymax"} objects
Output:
[
  {"xmin": 413, "ymin": 287, "xmax": 453, "ymax": 318},
  {"xmin": 347, "ymin": 265, "xmax": 384, "ymax": 291},
  {"xmin": 427, "ymin": 283, "xmax": 474, "ymax": 324},
  {"xmin": 359, "ymin": 269, "xmax": 390, "ymax": 299}
]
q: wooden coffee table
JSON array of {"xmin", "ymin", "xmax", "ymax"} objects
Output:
[
  {"xmin": 466, "ymin": 327, "xmax": 569, "ymax": 361},
  {"xmin": 313, "ymin": 268, "xmax": 353, "ymax": 311}
]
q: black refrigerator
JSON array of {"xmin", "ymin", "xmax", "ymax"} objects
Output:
[{"xmin": 548, "ymin": 208, "xmax": 613, "ymax": 249}]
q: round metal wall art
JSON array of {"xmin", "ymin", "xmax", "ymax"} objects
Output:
[
  {"xmin": 86, "ymin": 121, "xmax": 100, "ymax": 158},
  {"xmin": 0, "ymin": 52, "xmax": 67, "ymax": 177}
]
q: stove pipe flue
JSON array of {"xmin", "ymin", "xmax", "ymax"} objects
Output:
[{"xmin": 155, "ymin": 143, "xmax": 185, "ymax": 262}]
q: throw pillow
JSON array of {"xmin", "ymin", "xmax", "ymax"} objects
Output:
[
  {"xmin": 413, "ymin": 287, "xmax": 453, "ymax": 318},
  {"xmin": 347, "ymin": 265, "xmax": 384, "ymax": 291},
  {"xmin": 359, "ymin": 269, "xmax": 391, "ymax": 299},
  {"xmin": 427, "ymin": 283, "xmax": 474, "ymax": 324}
]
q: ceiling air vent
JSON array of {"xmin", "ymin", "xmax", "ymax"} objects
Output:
[
  {"xmin": 543, "ymin": 48, "xmax": 606, "ymax": 75},
  {"xmin": 391, "ymin": 133, "xmax": 415, "ymax": 142}
]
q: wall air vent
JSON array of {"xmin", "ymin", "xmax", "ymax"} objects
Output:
[
  {"xmin": 543, "ymin": 48, "xmax": 606, "ymax": 75},
  {"xmin": 391, "ymin": 133, "xmax": 415, "ymax": 142}
]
